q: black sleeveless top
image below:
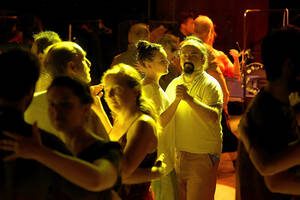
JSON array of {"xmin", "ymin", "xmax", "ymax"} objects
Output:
[
  {"xmin": 117, "ymin": 133, "xmax": 157, "ymax": 200},
  {"xmin": 55, "ymin": 140, "xmax": 123, "ymax": 200}
]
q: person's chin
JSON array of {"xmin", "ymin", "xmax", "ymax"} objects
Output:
[{"xmin": 87, "ymin": 77, "xmax": 92, "ymax": 84}]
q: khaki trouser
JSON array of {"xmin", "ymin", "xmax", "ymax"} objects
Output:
[{"xmin": 175, "ymin": 151, "xmax": 220, "ymax": 200}]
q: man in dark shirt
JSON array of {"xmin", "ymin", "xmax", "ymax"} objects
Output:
[
  {"xmin": 174, "ymin": 11, "xmax": 195, "ymax": 42},
  {"xmin": 111, "ymin": 23, "xmax": 150, "ymax": 69},
  {"xmin": 237, "ymin": 26, "xmax": 300, "ymax": 199},
  {"xmin": 0, "ymin": 48, "xmax": 71, "ymax": 200}
]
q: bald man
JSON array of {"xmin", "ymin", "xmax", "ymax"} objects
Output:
[
  {"xmin": 111, "ymin": 23, "xmax": 150, "ymax": 69},
  {"xmin": 25, "ymin": 41, "xmax": 109, "ymax": 142}
]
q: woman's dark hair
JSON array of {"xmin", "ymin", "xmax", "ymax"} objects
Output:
[
  {"xmin": 137, "ymin": 40, "xmax": 162, "ymax": 66},
  {"xmin": 48, "ymin": 76, "xmax": 93, "ymax": 104}
]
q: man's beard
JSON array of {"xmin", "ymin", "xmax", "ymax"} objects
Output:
[{"xmin": 183, "ymin": 62, "xmax": 194, "ymax": 74}]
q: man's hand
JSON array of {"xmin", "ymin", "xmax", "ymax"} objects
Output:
[{"xmin": 176, "ymin": 84, "xmax": 191, "ymax": 101}]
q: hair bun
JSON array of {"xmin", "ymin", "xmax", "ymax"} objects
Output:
[{"xmin": 137, "ymin": 40, "xmax": 149, "ymax": 50}]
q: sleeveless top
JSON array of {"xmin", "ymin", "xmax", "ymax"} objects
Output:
[
  {"xmin": 54, "ymin": 140, "xmax": 122, "ymax": 200},
  {"xmin": 117, "ymin": 132, "xmax": 157, "ymax": 200}
]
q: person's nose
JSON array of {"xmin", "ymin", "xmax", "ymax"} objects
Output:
[{"xmin": 85, "ymin": 58, "xmax": 91, "ymax": 68}]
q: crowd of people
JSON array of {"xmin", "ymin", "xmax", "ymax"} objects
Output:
[{"xmin": 0, "ymin": 11, "xmax": 300, "ymax": 200}]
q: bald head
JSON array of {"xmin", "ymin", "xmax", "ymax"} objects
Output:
[
  {"xmin": 194, "ymin": 15, "xmax": 214, "ymax": 44},
  {"xmin": 128, "ymin": 23, "xmax": 150, "ymax": 44},
  {"xmin": 43, "ymin": 41, "xmax": 91, "ymax": 83}
]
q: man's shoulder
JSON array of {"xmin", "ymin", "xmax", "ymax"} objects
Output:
[
  {"xmin": 245, "ymin": 90, "xmax": 288, "ymax": 132},
  {"xmin": 24, "ymin": 90, "xmax": 58, "ymax": 134},
  {"xmin": 202, "ymin": 72, "xmax": 222, "ymax": 89},
  {"xmin": 247, "ymin": 90, "xmax": 273, "ymax": 112}
]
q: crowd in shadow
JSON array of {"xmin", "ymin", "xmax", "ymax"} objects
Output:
[{"xmin": 1, "ymin": 11, "xmax": 299, "ymax": 200}]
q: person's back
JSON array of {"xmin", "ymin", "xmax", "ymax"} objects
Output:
[
  {"xmin": 236, "ymin": 26, "xmax": 300, "ymax": 199},
  {"xmin": 0, "ymin": 48, "xmax": 70, "ymax": 200},
  {"xmin": 237, "ymin": 89, "xmax": 295, "ymax": 200}
]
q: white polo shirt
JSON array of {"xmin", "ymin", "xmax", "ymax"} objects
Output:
[{"xmin": 166, "ymin": 72, "xmax": 223, "ymax": 154}]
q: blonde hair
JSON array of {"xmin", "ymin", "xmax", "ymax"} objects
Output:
[{"xmin": 101, "ymin": 63, "xmax": 159, "ymax": 121}]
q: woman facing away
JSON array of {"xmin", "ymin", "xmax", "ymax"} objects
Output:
[
  {"xmin": 92, "ymin": 63, "xmax": 164, "ymax": 200},
  {"xmin": 0, "ymin": 76, "xmax": 122, "ymax": 200},
  {"xmin": 136, "ymin": 40, "xmax": 181, "ymax": 200}
]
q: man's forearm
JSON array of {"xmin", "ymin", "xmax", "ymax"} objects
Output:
[{"xmin": 184, "ymin": 95, "xmax": 219, "ymax": 123}]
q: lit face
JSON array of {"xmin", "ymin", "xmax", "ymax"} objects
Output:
[
  {"xmin": 184, "ymin": 18, "xmax": 195, "ymax": 35},
  {"xmin": 73, "ymin": 47, "xmax": 91, "ymax": 83},
  {"xmin": 164, "ymin": 44, "xmax": 178, "ymax": 62},
  {"xmin": 180, "ymin": 45, "xmax": 205, "ymax": 74},
  {"xmin": 146, "ymin": 49, "xmax": 169, "ymax": 76},
  {"xmin": 47, "ymin": 86, "xmax": 90, "ymax": 132},
  {"xmin": 103, "ymin": 75, "xmax": 138, "ymax": 114}
]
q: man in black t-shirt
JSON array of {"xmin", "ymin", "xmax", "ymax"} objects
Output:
[{"xmin": 237, "ymin": 27, "xmax": 300, "ymax": 199}]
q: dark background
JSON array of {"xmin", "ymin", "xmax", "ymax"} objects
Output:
[{"xmin": 1, "ymin": 0, "xmax": 299, "ymax": 84}]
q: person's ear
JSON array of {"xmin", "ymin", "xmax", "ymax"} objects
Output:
[
  {"xmin": 66, "ymin": 61, "xmax": 77, "ymax": 77},
  {"xmin": 22, "ymin": 87, "xmax": 35, "ymax": 111},
  {"xmin": 201, "ymin": 55, "xmax": 207, "ymax": 65},
  {"xmin": 144, "ymin": 60, "xmax": 152, "ymax": 69},
  {"xmin": 181, "ymin": 23, "xmax": 186, "ymax": 30}
]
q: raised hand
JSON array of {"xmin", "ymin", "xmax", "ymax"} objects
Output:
[
  {"xmin": 0, "ymin": 122, "xmax": 42, "ymax": 161},
  {"xmin": 90, "ymin": 84, "xmax": 104, "ymax": 99},
  {"xmin": 90, "ymin": 84, "xmax": 105, "ymax": 113},
  {"xmin": 289, "ymin": 92, "xmax": 300, "ymax": 107},
  {"xmin": 229, "ymin": 49, "xmax": 240, "ymax": 59}
]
